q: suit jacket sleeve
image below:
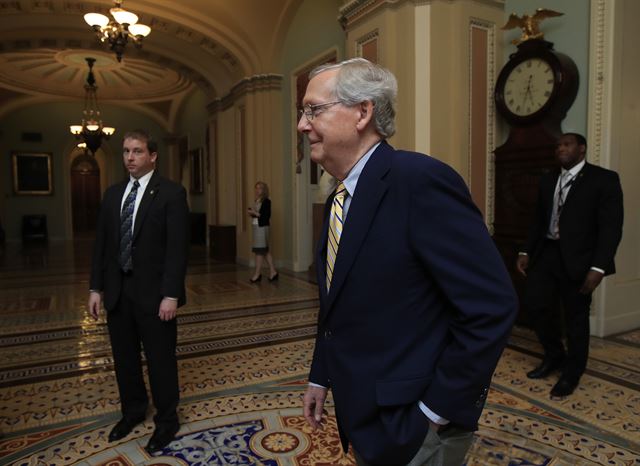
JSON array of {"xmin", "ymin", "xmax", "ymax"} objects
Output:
[
  {"xmin": 161, "ymin": 185, "xmax": 190, "ymax": 299},
  {"xmin": 90, "ymin": 189, "xmax": 111, "ymax": 291},
  {"xmin": 592, "ymin": 171, "xmax": 623, "ymax": 270},
  {"xmin": 309, "ymin": 196, "xmax": 333, "ymax": 387},
  {"xmin": 408, "ymin": 161, "xmax": 518, "ymax": 426},
  {"xmin": 309, "ymin": 331, "xmax": 330, "ymax": 387}
]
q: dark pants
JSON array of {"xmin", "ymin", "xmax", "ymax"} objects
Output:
[
  {"xmin": 107, "ymin": 274, "xmax": 179, "ymax": 427},
  {"xmin": 525, "ymin": 240, "xmax": 592, "ymax": 381}
]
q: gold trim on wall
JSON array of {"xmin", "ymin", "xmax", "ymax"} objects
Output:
[
  {"xmin": 356, "ymin": 29, "xmax": 380, "ymax": 62},
  {"xmin": 468, "ymin": 19, "xmax": 497, "ymax": 232},
  {"xmin": 587, "ymin": 0, "xmax": 608, "ymax": 166}
]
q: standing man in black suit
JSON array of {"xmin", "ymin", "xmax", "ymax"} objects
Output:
[
  {"xmin": 88, "ymin": 130, "xmax": 189, "ymax": 453},
  {"xmin": 298, "ymin": 58, "xmax": 518, "ymax": 466},
  {"xmin": 517, "ymin": 133, "xmax": 623, "ymax": 397}
]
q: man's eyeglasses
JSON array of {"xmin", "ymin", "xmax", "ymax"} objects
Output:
[{"xmin": 298, "ymin": 101, "xmax": 341, "ymax": 121}]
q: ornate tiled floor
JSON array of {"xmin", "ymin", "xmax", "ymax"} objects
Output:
[{"xmin": 0, "ymin": 241, "xmax": 639, "ymax": 465}]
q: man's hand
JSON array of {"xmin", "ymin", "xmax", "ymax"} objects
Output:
[
  {"xmin": 88, "ymin": 291, "xmax": 102, "ymax": 320},
  {"xmin": 303, "ymin": 385, "xmax": 328, "ymax": 430},
  {"xmin": 516, "ymin": 255, "xmax": 529, "ymax": 276},
  {"xmin": 159, "ymin": 298, "xmax": 178, "ymax": 321},
  {"xmin": 580, "ymin": 270, "xmax": 604, "ymax": 294}
]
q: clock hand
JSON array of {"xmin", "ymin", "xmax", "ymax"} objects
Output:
[{"xmin": 522, "ymin": 75, "xmax": 534, "ymax": 106}]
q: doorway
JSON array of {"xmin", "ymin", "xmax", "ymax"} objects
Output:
[{"xmin": 71, "ymin": 153, "xmax": 101, "ymax": 236}]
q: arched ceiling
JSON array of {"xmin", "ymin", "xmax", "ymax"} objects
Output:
[
  {"xmin": 0, "ymin": 0, "xmax": 304, "ymax": 129},
  {"xmin": 0, "ymin": 50, "xmax": 191, "ymax": 100}
]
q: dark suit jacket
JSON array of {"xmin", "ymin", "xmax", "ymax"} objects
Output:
[
  {"xmin": 257, "ymin": 198, "xmax": 271, "ymax": 227},
  {"xmin": 524, "ymin": 162, "xmax": 623, "ymax": 281},
  {"xmin": 310, "ymin": 142, "xmax": 517, "ymax": 465},
  {"xmin": 90, "ymin": 172, "xmax": 190, "ymax": 312}
]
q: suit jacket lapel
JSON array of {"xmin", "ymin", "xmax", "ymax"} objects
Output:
[
  {"xmin": 540, "ymin": 170, "xmax": 560, "ymax": 224},
  {"xmin": 316, "ymin": 200, "xmax": 332, "ymax": 298},
  {"xmin": 324, "ymin": 142, "xmax": 391, "ymax": 314},
  {"xmin": 562, "ymin": 162, "xmax": 589, "ymax": 207},
  {"xmin": 133, "ymin": 172, "xmax": 160, "ymax": 242},
  {"xmin": 113, "ymin": 180, "xmax": 128, "ymax": 242}
]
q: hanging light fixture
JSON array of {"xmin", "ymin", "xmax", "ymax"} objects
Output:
[
  {"xmin": 69, "ymin": 58, "xmax": 115, "ymax": 156},
  {"xmin": 84, "ymin": 0, "xmax": 151, "ymax": 62}
]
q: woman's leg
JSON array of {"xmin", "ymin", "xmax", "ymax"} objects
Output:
[
  {"xmin": 252, "ymin": 254, "xmax": 264, "ymax": 280},
  {"xmin": 264, "ymin": 252, "xmax": 277, "ymax": 278}
]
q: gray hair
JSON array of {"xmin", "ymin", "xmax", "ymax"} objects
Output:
[{"xmin": 310, "ymin": 58, "xmax": 397, "ymax": 138}]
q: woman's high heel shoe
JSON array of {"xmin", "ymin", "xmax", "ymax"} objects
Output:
[
  {"xmin": 268, "ymin": 272, "xmax": 279, "ymax": 282},
  {"xmin": 250, "ymin": 274, "xmax": 262, "ymax": 283}
]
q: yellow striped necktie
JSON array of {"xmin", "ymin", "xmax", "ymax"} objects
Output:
[{"xmin": 326, "ymin": 182, "xmax": 347, "ymax": 291}]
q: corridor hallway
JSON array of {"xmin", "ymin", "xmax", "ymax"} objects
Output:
[{"xmin": 0, "ymin": 241, "xmax": 638, "ymax": 465}]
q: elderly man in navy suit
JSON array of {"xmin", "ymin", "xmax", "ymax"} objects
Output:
[
  {"xmin": 297, "ymin": 58, "xmax": 517, "ymax": 466},
  {"xmin": 517, "ymin": 133, "xmax": 623, "ymax": 397}
]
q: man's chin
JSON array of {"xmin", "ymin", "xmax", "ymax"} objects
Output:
[{"xmin": 309, "ymin": 151, "xmax": 323, "ymax": 165}]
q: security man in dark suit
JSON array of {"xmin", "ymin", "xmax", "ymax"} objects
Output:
[
  {"xmin": 517, "ymin": 133, "xmax": 623, "ymax": 397},
  {"xmin": 298, "ymin": 58, "xmax": 517, "ymax": 466},
  {"xmin": 88, "ymin": 130, "xmax": 189, "ymax": 453}
]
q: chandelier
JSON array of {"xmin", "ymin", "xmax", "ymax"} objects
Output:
[
  {"xmin": 69, "ymin": 58, "xmax": 115, "ymax": 156},
  {"xmin": 84, "ymin": 0, "xmax": 151, "ymax": 62}
]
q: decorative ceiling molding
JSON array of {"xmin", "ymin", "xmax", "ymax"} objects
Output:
[
  {"xmin": 0, "ymin": 0, "xmax": 247, "ymax": 95},
  {"xmin": 142, "ymin": 100, "xmax": 174, "ymax": 119},
  {"xmin": 338, "ymin": 0, "xmax": 505, "ymax": 29},
  {"xmin": 0, "ymin": 86, "xmax": 29, "ymax": 108},
  {"xmin": 0, "ymin": 0, "xmax": 300, "ymax": 130},
  {"xmin": 339, "ymin": 0, "xmax": 388, "ymax": 29},
  {"xmin": 207, "ymin": 74, "xmax": 283, "ymax": 115},
  {"xmin": 0, "ymin": 49, "xmax": 193, "ymax": 101}
]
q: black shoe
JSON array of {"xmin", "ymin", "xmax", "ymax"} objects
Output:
[
  {"xmin": 145, "ymin": 423, "xmax": 179, "ymax": 453},
  {"xmin": 526, "ymin": 359, "xmax": 564, "ymax": 379},
  {"xmin": 249, "ymin": 274, "xmax": 262, "ymax": 283},
  {"xmin": 268, "ymin": 272, "xmax": 279, "ymax": 282},
  {"xmin": 108, "ymin": 417, "xmax": 145, "ymax": 442},
  {"xmin": 550, "ymin": 377, "xmax": 579, "ymax": 397}
]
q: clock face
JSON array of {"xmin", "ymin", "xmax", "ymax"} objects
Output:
[{"xmin": 503, "ymin": 58, "xmax": 555, "ymax": 117}]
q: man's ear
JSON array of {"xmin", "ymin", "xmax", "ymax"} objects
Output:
[{"xmin": 356, "ymin": 100, "xmax": 374, "ymax": 130}]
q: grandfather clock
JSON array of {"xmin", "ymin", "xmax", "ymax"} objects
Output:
[{"xmin": 493, "ymin": 39, "xmax": 579, "ymax": 320}]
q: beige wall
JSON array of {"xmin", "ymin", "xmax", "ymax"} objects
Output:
[
  {"xmin": 215, "ymin": 107, "xmax": 239, "ymax": 228},
  {"xmin": 342, "ymin": 0, "xmax": 504, "ymax": 218},
  {"xmin": 210, "ymin": 77, "xmax": 284, "ymax": 265}
]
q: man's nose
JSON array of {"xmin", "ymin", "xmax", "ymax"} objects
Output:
[{"xmin": 297, "ymin": 115, "xmax": 310, "ymax": 132}]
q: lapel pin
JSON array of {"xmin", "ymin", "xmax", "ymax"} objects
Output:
[{"xmin": 150, "ymin": 190, "xmax": 155, "ymax": 195}]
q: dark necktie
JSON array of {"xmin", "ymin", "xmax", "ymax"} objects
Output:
[
  {"xmin": 550, "ymin": 173, "xmax": 574, "ymax": 239},
  {"xmin": 119, "ymin": 180, "xmax": 140, "ymax": 272}
]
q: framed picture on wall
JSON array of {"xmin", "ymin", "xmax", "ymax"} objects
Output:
[
  {"xmin": 190, "ymin": 147, "xmax": 204, "ymax": 194},
  {"xmin": 12, "ymin": 152, "xmax": 53, "ymax": 195}
]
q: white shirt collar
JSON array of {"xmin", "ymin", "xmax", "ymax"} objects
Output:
[
  {"xmin": 561, "ymin": 160, "xmax": 585, "ymax": 179},
  {"xmin": 130, "ymin": 169, "xmax": 154, "ymax": 190},
  {"xmin": 341, "ymin": 141, "xmax": 381, "ymax": 198}
]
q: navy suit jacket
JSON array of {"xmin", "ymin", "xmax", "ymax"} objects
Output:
[
  {"xmin": 524, "ymin": 162, "xmax": 623, "ymax": 281},
  {"xmin": 310, "ymin": 142, "xmax": 517, "ymax": 465},
  {"xmin": 90, "ymin": 172, "xmax": 190, "ymax": 312}
]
